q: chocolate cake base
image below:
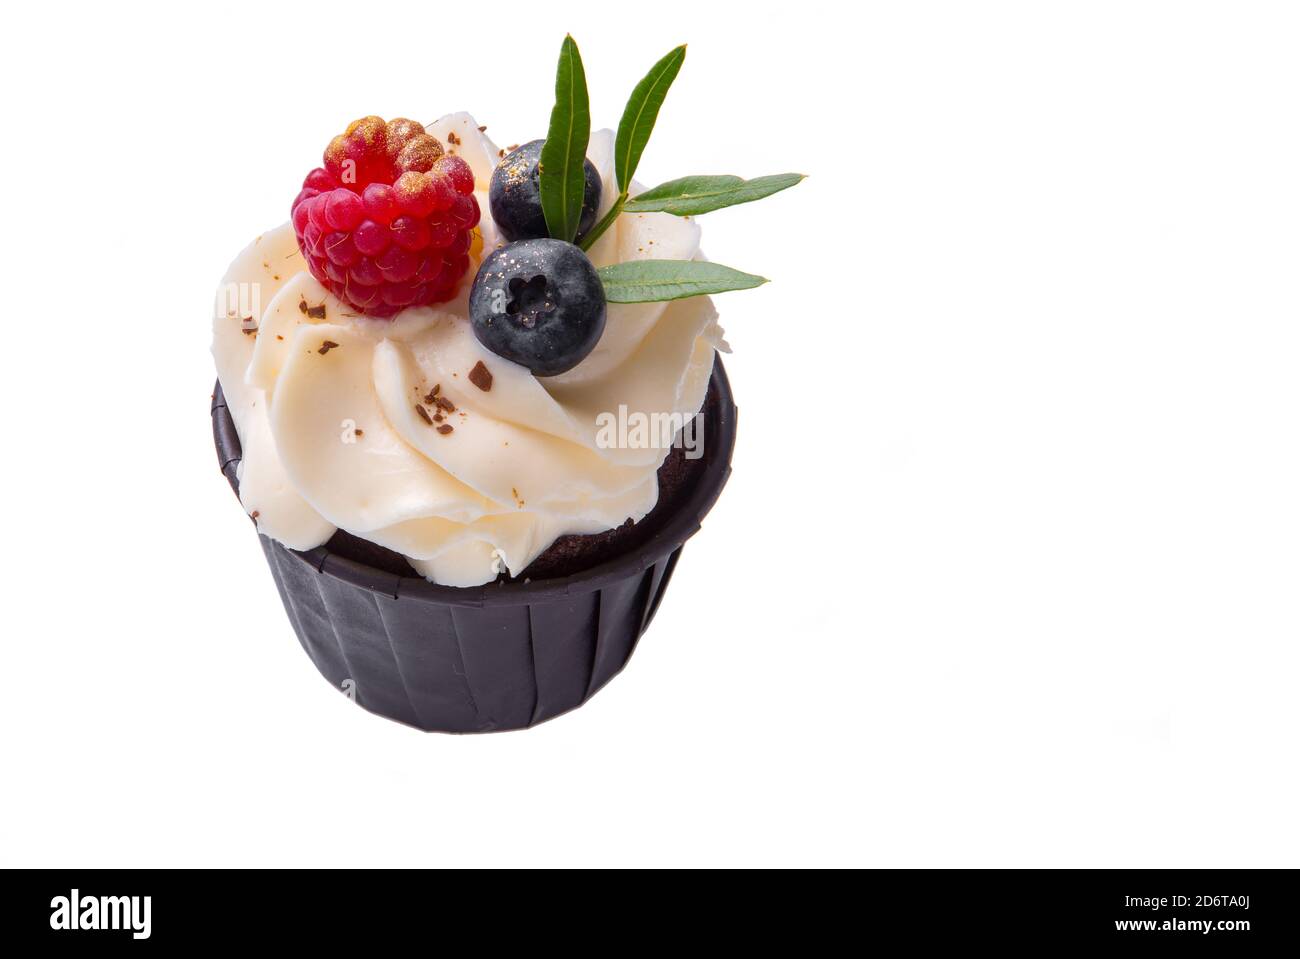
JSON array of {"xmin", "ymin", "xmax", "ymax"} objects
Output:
[
  {"xmin": 324, "ymin": 438, "xmax": 702, "ymax": 582},
  {"xmin": 211, "ymin": 357, "xmax": 736, "ymax": 733}
]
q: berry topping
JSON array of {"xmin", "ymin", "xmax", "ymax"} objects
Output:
[
  {"xmin": 489, "ymin": 140, "xmax": 602, "ymax": 244},
  {"xmin": 468, "ymin": 239, "xmax": 606, "ymax": 376},
  {"xmin": 291, "ymin": 116, "xmax": 478, "ymax": 317}
]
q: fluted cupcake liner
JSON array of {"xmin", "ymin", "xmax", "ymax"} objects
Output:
[{"xmin": 210, "ymin": 359, "xmax": 736, "ymax": 733}]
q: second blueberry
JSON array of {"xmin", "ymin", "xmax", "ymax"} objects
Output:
[{"xmin": 489, "ymin": 139, "xmax": 603, "ymax": 243}]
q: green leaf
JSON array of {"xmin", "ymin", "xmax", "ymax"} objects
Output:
[
  {"xmin": 615, "ymin": 45, "xmax": 686, "ymax": 195},
  {"xmin": 540, "ymin": 35, "xmax": 592, "ymax": 243},
  {"xmin": 623, "ymin": 173, "xmax": 805, "ymax": 215},
  {"xmin": 598, "ymin": 260, "xmax": 768, "ymax": 303}
]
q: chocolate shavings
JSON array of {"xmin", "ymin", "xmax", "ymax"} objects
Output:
[{"xmin": 468, "ymin": 360, "xmax": 493, "ymax": 391}]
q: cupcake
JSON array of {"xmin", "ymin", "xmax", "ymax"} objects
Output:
[{"xmin": 211, "ymin": 37, "xmax": 801, "ymax": 732}]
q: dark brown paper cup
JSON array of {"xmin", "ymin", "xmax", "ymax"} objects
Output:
[{"xmin": 211, "ymin": 358, "xmax": 737, "ymax": 733}]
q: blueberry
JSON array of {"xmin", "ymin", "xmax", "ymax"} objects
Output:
[
  {"xmin": 469, "ymin": 239, "xmax": 606, "ymax": 376},
  {"xmin": 489, "ymin": 139, "xmax": 602, "ymax": 243}
]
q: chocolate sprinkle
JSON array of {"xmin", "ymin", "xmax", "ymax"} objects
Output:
[
  {"xmin": 437, "ymin": 424, "xmax": 454, "ymax": 435},
  {"xmin": 354, "ymin": 428, "xmax": 364, "ymax": 437},
  {"xmin": 298, "ymin": 298, "xmax": 309, "ymax": 315},
  {"xmin": 415, "ymin": 404, "xmax": 433, "ymax": 425},
  {"xmin": 434, "ymin": 395, "xmax": 456, "ymax": 414},
  {"xmin": 468, "ymin": 360, "xmax": 493, "ymax": 391},
  {"xmin": 306, "ymin": 303, "xmax": 327, "ymax": 320},
  {"xmin": 318, "ymin": 340, "xmax": 339, "ymax": 355}
]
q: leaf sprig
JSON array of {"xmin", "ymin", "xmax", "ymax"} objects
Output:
[
  {"xmin": 537, "ymin": 38, "xmax": 803, "ymax": 303},
  {"xmin": 598, "ymin": 261, "xmax": 767, "ymax": 303},
  {"xmin": 615, "ymin": 45, "xmax": 687, "ymax": 196},
  {"xmin": 623, "ymin": 173, "xmax": 805, "ymax": 216},
  {"xmin": 539, "ymin": 35, "xmax": 591, "ymax": 243}
]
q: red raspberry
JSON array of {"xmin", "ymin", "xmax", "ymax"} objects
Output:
[{"xmin": 291, "ymin": 117, "xmax": 479, "ymax": 318}]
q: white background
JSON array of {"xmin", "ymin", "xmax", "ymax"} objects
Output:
[{"xmin": 2, "ymin": 0, "xmax": 1298, "ymax": 867}]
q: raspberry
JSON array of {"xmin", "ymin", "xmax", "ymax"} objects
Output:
[{"xmin": 291, "ymin": 116, "xmax": 478, "ymax": 318}]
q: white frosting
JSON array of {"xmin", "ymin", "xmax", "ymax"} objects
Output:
[{"xmin": 212, "ymin": 115, "xmax": 723, "ymax": 587}]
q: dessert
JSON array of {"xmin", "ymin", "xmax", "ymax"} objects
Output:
[{"xmin": 211, "ymin": 36, "xmax": 801, "ymax": 731}]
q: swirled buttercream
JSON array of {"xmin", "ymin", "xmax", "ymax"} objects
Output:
[{"xmin": 212, "ymin": 114, "xmax": 725, "ymax": 586}]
